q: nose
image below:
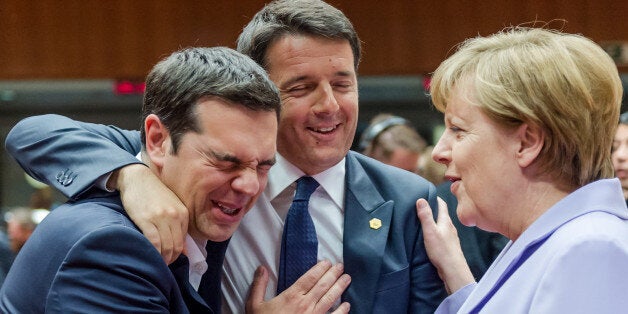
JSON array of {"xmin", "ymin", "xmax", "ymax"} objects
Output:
[
  {"xmin": 312, "ymin": 84, "xmax": 339, "ymax": 114},
  {"xmin": 432, "ymin": 135, "xmax": 451, "ymax": 165},
  {"xmin": 231, "ymin": 168, "xmax": 260, "ymax": 196}
]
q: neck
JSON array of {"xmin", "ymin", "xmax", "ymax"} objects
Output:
[{"xmin": 504, "ymin": 180, "xmax": 572, "ymax": 241}]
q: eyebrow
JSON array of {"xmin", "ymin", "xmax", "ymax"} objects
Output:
[
  {"xmin": 280, "ymin": 70, "xmax": 355, "ymax": 89},
  {"xmin": 209, "ymin": 149, "xmax": 276, "ymax": 168}
]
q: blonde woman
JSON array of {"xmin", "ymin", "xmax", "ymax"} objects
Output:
[{"xmin": 417, "ymin": 27, "xmax": 628, "ymax": 313}]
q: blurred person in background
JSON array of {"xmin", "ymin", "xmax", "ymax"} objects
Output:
[
  {"xmin": 612, "ymin": 111, "xmax": 628, "ymax": 206},
  {"xmin": 4, "ymin": 207, "xmax": 47, "ymax": 254},
  {"xmin": 360, "ymin": 113, "xmax": 427, "ymax": 172},
  {"xmin": 0, "ymin": 224, "xmax": 12, "ymax": 288}
]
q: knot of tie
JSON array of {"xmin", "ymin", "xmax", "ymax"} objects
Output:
[{"xmin": 294, "ymin": 176, "xmax": 319, "ymax": 201}]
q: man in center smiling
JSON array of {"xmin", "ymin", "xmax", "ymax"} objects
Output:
[
  {"xmin": 4, "ymin": 1, "xmax": 446, "ymax": 313},
  {"xmin": 225, "ymin": 2, "xmax": 445, "ymax": 312}
]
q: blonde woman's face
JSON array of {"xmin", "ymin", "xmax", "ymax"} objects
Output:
[{"xmin": 431, "ymin": 82, "xmax": 522, "ymax": 233}]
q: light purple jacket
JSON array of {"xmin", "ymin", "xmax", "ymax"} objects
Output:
[{"xmin": 437, "ymin": 178, "xmax": 628, "ymax": 313}]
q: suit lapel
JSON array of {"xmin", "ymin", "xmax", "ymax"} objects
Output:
[
  {"xmin": 169, "ymin": 255, "xmax": 213, "ymax": 313},
  {"xmin": 342, "ymin": 152, "xmax": 394, "ymax": 312}
]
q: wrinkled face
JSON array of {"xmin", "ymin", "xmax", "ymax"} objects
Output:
[
  {"xmin": 265, "ymin": 35, "xmax": 358, "ymax": 175},
  {"xmin": 156, "ymin": 98, "xmax": 277, "ymax": 241},
  {"xmin": 612, "ymin": 124, "xmax": 628, "ymax": 196},
  {"xmin": 432, "ymin": 83, "xmax": 521, "ymax": 232}
]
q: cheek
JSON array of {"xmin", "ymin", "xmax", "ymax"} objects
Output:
[
  {"xmin": 281, "ymin": 98, "xmax": 310, "ymax": 119},
  {"xmin": 339, "ymin": 96, "xmax": 358, "ymax": 117}
]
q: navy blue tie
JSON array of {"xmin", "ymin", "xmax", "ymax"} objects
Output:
[{"xmin": 277, "ymin": 176, "xmax": 320, "ymax": 294}]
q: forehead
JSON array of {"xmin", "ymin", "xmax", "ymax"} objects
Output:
[
  {"xmin": 192, "ymin": 98, "xmax": 277, "ymax": 150},
  {"xmin": 264, "ymin": 34, "xmax": 355, "ymax": 77},
  {"xmin": 445, "ymin": 83, "xmax": 478, "ymax": 121}
]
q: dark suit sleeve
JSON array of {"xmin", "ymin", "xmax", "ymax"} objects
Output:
[
  {"xmin": 45, "ymin": 226, "xmax": 175, "ymax": 313},
  {"xmin": 410, "ymin": 183, "xmax": 448, "ymax": 313},
  {"xmin": 5, "ymin": 114, "xmax": 142, "ymax": 199}
]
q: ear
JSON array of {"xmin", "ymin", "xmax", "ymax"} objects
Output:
[
  {"xmin": 515, "ymin": 123, "xmax": 544, "ymax": 168},
  {"xmin": 144, "ymin": 114, "xmax": 170, "ymax": 168}
]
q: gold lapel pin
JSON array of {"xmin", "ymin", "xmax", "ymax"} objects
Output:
[{"xmin": 369, "ymin": 218, "xmax": 382, "ymax": 230}]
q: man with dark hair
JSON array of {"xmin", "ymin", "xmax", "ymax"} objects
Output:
[
  {"xmin": 5, "ymin": 1, "xmax": 446, "ymax": 313},
  {"xmin": 1, "ymin": 47, "xmax": 348, "ymax": 313}
]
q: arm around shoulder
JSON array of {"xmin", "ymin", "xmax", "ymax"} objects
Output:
[{"xmin": 5, "ymin": 114, "xmax": 142, "ymax": 199}]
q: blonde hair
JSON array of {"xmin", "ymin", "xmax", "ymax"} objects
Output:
[{"xmin": 430, "ymin": 27, "xmax": 623, "ymax": 188}]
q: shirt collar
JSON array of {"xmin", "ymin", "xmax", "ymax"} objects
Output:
[
  {"xmin": 185, "ymin": 234, "xmax": 208, "ymax": 270},
  {"xmin": 267, "ymin": 153, "xmax": 346, "ymax": 208}
]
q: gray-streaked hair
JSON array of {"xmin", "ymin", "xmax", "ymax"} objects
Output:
[
  {"xmin": 140, "ymin": 47, "xmax": 281, "ymax": 153},
  {"xmin": 236, "ymin": 0, "xmax": 361, "ymax": 71}
]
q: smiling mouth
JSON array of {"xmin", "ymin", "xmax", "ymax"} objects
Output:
[
  {"xmin": 309, "ymin": 125, "xmax": 338, "ymax": 134},
  {"xmin": 214, "ymin": 201, "xmax": 241, "ymax": 216}
]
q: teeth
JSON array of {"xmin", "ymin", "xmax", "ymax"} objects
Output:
[
  {"xmin": 316, "ymin": 126, "xmax": 335, "ymax": 133},
  {"xmin": 216, "ymin": 202, "xmax": 237, "ymax": 215}
]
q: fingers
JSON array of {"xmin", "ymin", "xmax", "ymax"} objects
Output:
[
  {"xmin": 416, "ymin": 198, "xmax": 435, "ymax": 227},
  {"xmin": 290, "ymin": 260, "xmax": 334, "ymax": 293},
  {"xmin": 116, "ymin": 163, "xmax": 189, "ymax": 264},
  {"xmin": 307, "ymin": 264, "xmax": 351, "ymax": 312},
  {"xmin": 331, "ymin": 302, "xmax": 351, "ymax": 314},
  {"xmin": 285, "ymin": 261, "xmax": 350, "ymax": 313},
  {"xmin": 435, "ymin": 197, "xmax": 452, "ymax": 225},
  {"xmin": 162, "ymin": 211, "xmax": 187, "ymax": 264},
  {"xmin": 144, "ymin": 207, "xmax": 187, "ymax": 264},
  {"xmin": 416, "ymin": 197, "xmax": 452, "ymax": 228},
  {"xmin": 245, "ymin": 266, "xmax": 269, "ymax": 313},
  {"xmin": 136, "ymin": 222, "xmax": 162, "ymax": 257},
  {"xmin": 255, "ymin": 261, "xmax": 350, "ymax": 314},
  {"xmin": 314, "ymin": 272, "xmax": 351, "ymax": 312}
]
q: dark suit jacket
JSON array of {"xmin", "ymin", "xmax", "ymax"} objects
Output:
[
  {"xmin": 0, "ymin": 195, "xmax": 217, "ymax": 313},
  {"xmin": 5, "ymin": 114, "xmax": 446, "ymax": 313},
  {"xmin": 342, "ymin": 151, "xmax": 446, "ymax": 313}
]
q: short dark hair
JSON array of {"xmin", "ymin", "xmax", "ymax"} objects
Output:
[
  {"xmin": 236, "ymin": 0, "xmax": 361, "ymax": 71},
  {"xmin": 140, "ymin": 47, "xmax": 281, "ymax": 153}
]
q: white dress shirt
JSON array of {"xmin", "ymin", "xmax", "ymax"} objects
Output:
[
  {"xmin": 186, "ymin": 235, "xmax": 208, "ymax": 291},
  {"xmin": 221, "ymin": 153, "xmax": 346, "ymax": 313}
]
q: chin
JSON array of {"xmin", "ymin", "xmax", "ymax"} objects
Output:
[
  {"xmin": 457, "ymin": 208, "xmax": 477, "ymax": 227},
  {"xmin": 205, "ymin": 228, "xmax": 236, "ymax": 243},
  {"xmin": 208, "ymin": 234, "xmax": 231, "ymax": 243}
]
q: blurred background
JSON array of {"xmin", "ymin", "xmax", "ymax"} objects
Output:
[{"xmin": 1, "ymin": 0, "xmax": 627, "ymax": 210}]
